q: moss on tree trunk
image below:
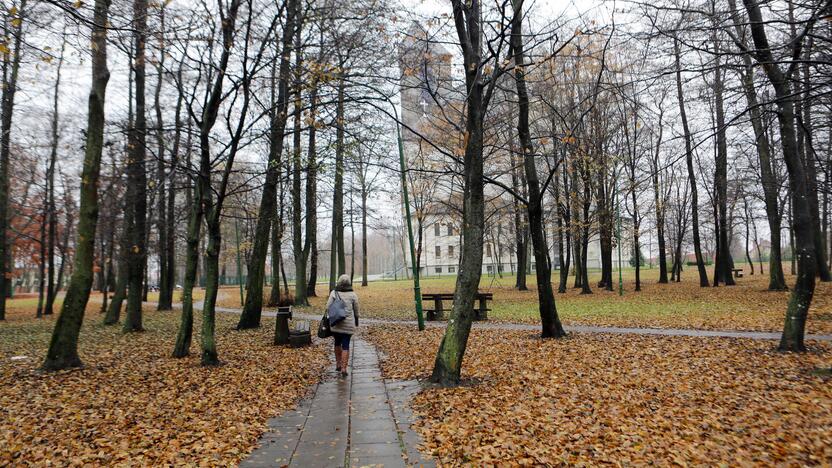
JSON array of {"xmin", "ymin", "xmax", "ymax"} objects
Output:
[{"xmin": 43, "ymin": 0, "xmax": 110, "ymax": 370}]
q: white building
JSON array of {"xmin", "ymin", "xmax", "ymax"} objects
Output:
[
  {"xmin": 398, "ymin": 23, "xmax": 632, "ymax": 277},
  {"xmin": 412, "ymin": 207, "xmax": 523, "ymax": 277}
]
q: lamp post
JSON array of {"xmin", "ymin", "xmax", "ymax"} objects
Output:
[
  {"xmin": 235, "ymin": 218, "xmax": 244, "ymax": 306},
  {"xmin": 357, "ymin": 82, "xmax": 426, "ymax": 330},
  {"xmin": 395, "ymin": 112, "xmax": 425, "ymax": 331},
  {"xmin": 615, "ymin": 181, "xmax": 624, "ymax": 296}
]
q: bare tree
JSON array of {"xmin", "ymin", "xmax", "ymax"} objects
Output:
[{"xmin": 43, "ymin": 0, "xmax": 111, "ymax": 370}]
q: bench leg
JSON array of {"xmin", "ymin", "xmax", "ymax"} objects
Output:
[{"xmin": 476, "ymin": 299, "xmax": 488, "ymax": 321}]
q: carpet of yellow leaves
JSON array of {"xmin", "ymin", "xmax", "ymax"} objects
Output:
[
  {"xmin": 365, "ymin": 325, "xmax": 832, "ymax": 466},
  {"xmin": 0, "ymin": 289, "xmax": 207, "ymax": 323},
  {"xmin": 280, "ymin": 267, "xmax": 832, "ymax": 335},
  {"xmin": 0, "ymin": 309, "xmax": 327, "ymax": 465}
]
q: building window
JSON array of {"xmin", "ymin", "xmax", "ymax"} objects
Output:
[
  {"xmin": 448, "ymin": 245, "xmax": 455, "ymax": 258},
  {"xmin": 447, "ymin": 225, "xmax": 453, "ymax": 236},
  {"xmin": 531, "ymin": 263, "xmax": 536, "ymax": 271},
  {"xmin": 449, "ymin": 266, "xmax": 455, "ymax": 273},
  {"xmin": 435, "ymin": 246, "xmax": 441, "ymax": 259},
  {"xmin": 487, "ymin": 265, "xmax": 494, "ymax": 274},
  {"xmin": 486, "ymin": 244, "xmax": 491, "ymax": 257},
  {"xmin": 435, "ymin": 266, "xmax": 442, "ymax": 274},
  {"xmin": 434, "ymin": 223, "xmax": 440, "ymax": 237},
  {"xmin": 498, "ymin": 265, "xmax": 504, "ymax": 273}
]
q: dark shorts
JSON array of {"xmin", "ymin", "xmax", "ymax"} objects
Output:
[{"xmin": 332, "ymin": 332, "xmax": 352, "ymax": 350}]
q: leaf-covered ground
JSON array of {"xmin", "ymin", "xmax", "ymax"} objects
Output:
[
  {"xmin": 1, "ymin": 289, "xmax": 206, "ymax": 323},
  {"xmin": 365, "ymin": 325, "xmax": 832, "ymax": 466},
  {"xmin": 261, "ymin": 265, "xmax": 832, "ymax": 334},
  {"xmin": 0, "ymin": 305, "xmax": 327, "ymax": 466}
]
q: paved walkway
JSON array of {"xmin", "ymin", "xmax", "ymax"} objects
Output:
[
  {"xmin": 196, "ymin": 303, "xmax": 832, "ymax": 342},
  {"xmin": 241, "ymin": 338, "xmax": 434, "ymax": 468},
  {"xmin": 168, "ymin": 297, "xmax": 831, "ymax": 467}
]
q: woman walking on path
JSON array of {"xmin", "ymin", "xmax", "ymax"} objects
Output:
[{"xmin": 327, "ymin": 274, "xmax": 359, "ymax": 377}]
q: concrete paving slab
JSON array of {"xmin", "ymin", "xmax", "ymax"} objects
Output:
[{"xmin": 242, "ymin": 337, "xmax": 432, "ymax": 467}]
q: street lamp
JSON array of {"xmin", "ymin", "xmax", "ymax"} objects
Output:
[{"xmin": 394, "ymin": 107, "xmax": 426, "ymax": 331}]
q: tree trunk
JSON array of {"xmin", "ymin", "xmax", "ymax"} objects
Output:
[
  {"xmin": 580, "ymin": 220, "xmax": 591, "ymax": 293},
  {"xmin": 752, "ymin": 213, "xmax": 764, "ymax": 275},
  {"xmin": 571, "ymin": 162, "xmax": 583, "ymax": 289},
  {"xmin": 509, "ymin": 140, "xmax": 528, "ymax": 290},
  {"xmin": 509, "ymin": 1, "xmax": 565, "ymax": 337},
  {"xmin": 579, "ymin": 169, "xmax": 592, "ymax": 294},
  {"xmin": 40, "ymin": 32, "xmax": 68, "ymax": 315},
  {"xmin": 99, "ymin": 236, "xmax": 109, "ymax": 313},
  {"xmin": 674, "ymin": 37, "xmax": 709, "ymax": 287},
  {"xmin": 557, "ymin": 166, "xmax": 570, "ymax": 293},
  {"xmin": 306, "ymin": 82, "xmax": 319, "ymax": 297},
  {"xmin": 278, "ymin": 162, "xmax": 289, "ymax": 297},
  {"xmin": 202, "ymin": 207, "xmax": 222, "ymax": 365},
  {"xmin": 266, "ymin": 59, "xmax": 281, "ymax": 309},
  {"xmin": 825, "ymin": 121, "xmax": 830, "ymax": 272},
  {"xmin": 741, "ymin": 0, "xmax": 818, "ymax": 351},
  {"xmin": 744, "ymin": 199, "xmax": 754, "ymax": 274},
  {"xmin": 652, "ymin": 110, "xmax": 669, "ymax": 284},
  {"xmin": 789, "ymin": 196, "xmax": 796, "ymax": 275},
  {"xmin": 36, "ymin": 168, "xmax": 47, "ymax": 318},
  {"xmin": 155, "ymin": 4, "xmax": 173, "ymax": 311},
  {"xmin": 43, "ymin": 0, "xmax": 110, "ymax": 369},
  {"xmin": 44, "ymin": 30, "xmax": 66, "ymax": 316},
  {"xmin": 349, "ymin": 195, "xmax": 356, "ymax": 282},
  {"xmin": 596, "ymin": 172, "xmax": 613, "ymax": 290},
  {"xmin": 268, "ymin": 201, "xmax": 281, "ymax": 306},
  {"xmin": 727, "ymin": 0, "xmax": 787, "ymax": 290},
  {"xmin": 107, "ymin": 43, "xmax": 135, "ymax": 324},
  {"xmin": 172, "ymin": 158, "xmax": 205, "ymax": 357},
  {"xmin": 55, "ymin": 205, "xmax": 73, "ymax": 294},
  {"xmin": 361, "ymin": 188, "xmax": 368, "ymax": 286},
  {"xmin": 124, "ymin": 0, "xmax": 149, "ymax": 333},
  {"xmin": 799, "ymin": 46, "xmax": 831, "ymax": 282},
  {"xmin": 329, "ymin": 77, "xmax": 346, "ymax": 290},
  {"xmin": 631, "ymin": 174, "xmax": 641, "ymax": 291},
  {"xmin": 712, "ymin": 47, "xmax": 735, "ymax": 287},
  {"xmin": 431, "ymin": 0, "xmax": 487, "ymax": 386},
  {"xmin": 162, "ymin": 62, "xmax": 183, "ymax": 308},
  {"xmin": 290, "ymin": 4, "xmax": 312, "ymax": 304},
  {"xmin": 238, "ymin": 0, "xmax": 296, "ymax": 328},
  {"xmin": 141, "ymin": 217, "xmax": 150, "ymax": 302},
  {"xmin": 104, "ymin": 240, "xmax": 127, "ymax": 324},
  {"xmin": 0, "ymin": 0, "xmax": 27, "ymax": 320},
  {"xmin": 174, "ymin": 0, "xmax": 243, "ymax": 359},
  {"xmin": 101, "ymin": 223, "xmax": 115, "ymax": 314}
]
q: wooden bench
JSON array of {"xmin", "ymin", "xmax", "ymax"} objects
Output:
[
  {"xmin": 289, "ymin": 320, "xmax": 311, "ymax": 348},
  {"xmin": 422, "ymin": 292, "xmax": 492, "ymax": 321},
  {"xmin": 732, "ymin": 268, "xmax": 743, "ymax": 278},
  {"xmin": 274, "ymin": 306, "xmax": 311, "ymax": 347}
]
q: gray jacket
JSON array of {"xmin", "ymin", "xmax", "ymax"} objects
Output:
[{"xmin": 327, "ymin": 289, "xmax": 359, "ymax": 335}]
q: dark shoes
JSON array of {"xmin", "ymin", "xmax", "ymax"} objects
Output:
[{"xmin": 340, "ymin": 370, "xmax": 348, "ymax": 377}]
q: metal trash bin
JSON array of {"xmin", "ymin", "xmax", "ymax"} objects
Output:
[{"xmin": 274, "ymin": 306, "xmax": 292, "ymax": 345}]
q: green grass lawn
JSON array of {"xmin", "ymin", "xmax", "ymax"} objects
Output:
[
  {"xmin": 282, "ymin": 265, "xmax": 832, "ymax": 334},
  {"xmin": 11, "ymin": 264, "xmax": 828, "ymax": 334}
]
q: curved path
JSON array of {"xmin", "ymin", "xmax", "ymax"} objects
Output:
[
  {"xmin": 163, "ymin": 295, "xmax": 830, "ymax": 467},
  {"xmin": 196, "ymin": 300, "xmax": 832, "ymax": 342}
]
